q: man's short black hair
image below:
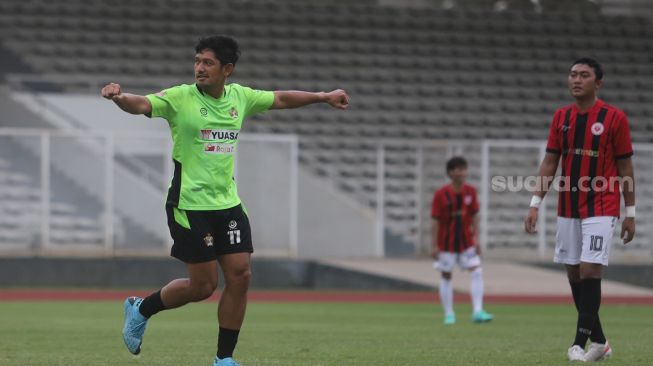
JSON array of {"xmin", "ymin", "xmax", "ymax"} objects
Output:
[
  {"xmin": 446, "ymin": 156, "xmax": 468, "ymax": 172},
  {"xmin": 572, "ymin": 57, "xmax": 603, "ymax": 80},
  {"xmin": 195, "ymin": 35, "xmax": 240, "ymax": 66}
]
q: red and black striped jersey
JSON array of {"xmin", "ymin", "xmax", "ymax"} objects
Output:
[
  {"xmin": 546, "ymin": 99, "xmax": 633, "ymax": 219},
  {"xmin": 431, "ymin": 184, "xmax": 479, "ymax": 253}
]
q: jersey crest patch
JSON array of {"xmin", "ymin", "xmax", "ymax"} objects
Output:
[
  {"xmin": 591, "ymin": 122, "xmax": 604, "ymax": 136},
  {"xmin": 229, "ymin": 107, "xmax": 238, "ymax": 119},
  {"xmin": 204, "ymin": 233, "xmax": 214, "ymax": 247},
  {"xmin": 464, "ymin": 195, "xmax": 472, "ymax": 205}
]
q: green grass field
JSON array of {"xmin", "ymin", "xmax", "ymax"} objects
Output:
[{"xmin": 0, "ymin": 300, "xmax": 651, "ymax": 365}]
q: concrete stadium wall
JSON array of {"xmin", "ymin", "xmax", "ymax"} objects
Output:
[
  {"xmin": 2, "ymin": 257, "xmax": 650, "ymax": 290},
  {"xmin": 0, "ymin": 257, "xmax": 431, "ymax": 290},
  {"xmin": 297, "ymin": 169, "xmax": 378, "ymax": 258},
  {"xmin": 534, "ymin": 262, "xmax": 653, "ymax": 290}
]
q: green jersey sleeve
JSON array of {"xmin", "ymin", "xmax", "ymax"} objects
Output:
[
  {"xmin": 145, "ymin": 85, "xmax": 187, "ymax": 121},
  {"xmin": 239, "ymin": 85, "xmax": 275, "ymax": 117}
]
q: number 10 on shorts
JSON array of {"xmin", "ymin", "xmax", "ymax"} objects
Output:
[
  {"xmin": 589, "ymin": 235, "xmax": 603, "ymax": 251},
  {"xmin": 228, "ymin": 230, "xmax": 241, "ymax": 245}
]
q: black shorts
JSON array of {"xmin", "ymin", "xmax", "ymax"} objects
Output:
[{"xmin": 166, "ymin": 204, "xmax": 253, "ymax": 263}]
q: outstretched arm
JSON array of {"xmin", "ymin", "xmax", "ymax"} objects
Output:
[
  {"xmin": 101, "ymin": 83, "xmax": 152, "ymax": 115},
  {"xmin": 271, "ymin": 89, "xmax": 349, "ymax": 110}
]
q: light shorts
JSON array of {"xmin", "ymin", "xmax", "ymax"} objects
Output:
[
  {"xmin": 437, "ymin": 246, "xmax": 481, "ymax": 273},
  {"xmin": 554, "ymin": 216, "xmax": 617, "ymax": 266}
]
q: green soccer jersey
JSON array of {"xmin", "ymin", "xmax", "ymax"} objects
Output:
[{"xmin": 146, "ymin": 83, "xmax": 274, "ymax": 210}]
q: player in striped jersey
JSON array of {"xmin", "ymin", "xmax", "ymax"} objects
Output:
[
  {"xmin": 431, "ymin": 157, "xmax": 493, "ymax": 325},
  {"xmin": 524, "ymin": 58, "xmax": 636, "ymax": 362}
]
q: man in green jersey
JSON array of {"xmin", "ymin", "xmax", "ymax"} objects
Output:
[{"xmin": 101, "ymin": 35, "xmax": 349, "ymax": 366}]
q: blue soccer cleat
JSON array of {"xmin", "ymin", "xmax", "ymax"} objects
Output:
[
  {"xmin": 214, "ymin": 356, "xmax": 242, "ymax": 366},
  {"xmin": 122, "ymin": 296, "xmax": 148, "ymax": 355},
  {"xmin": 472, "ymin": 310, "xmax": 494, "ymax": 323},
  {"xmin": 444, "ymin": 313, "xmax": 456, "ymax": 325}
]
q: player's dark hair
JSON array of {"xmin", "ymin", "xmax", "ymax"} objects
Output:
[
  {"xmin": 446, "ymin": 156, "xmax": 467, "ymax": 172},
  {"xmin": 195, "ymin": 35, "xmax": 240, "ymax": 66},
  {"xmin": 572, "ymin": 57, "xmax": 603, "ymax": 80}
]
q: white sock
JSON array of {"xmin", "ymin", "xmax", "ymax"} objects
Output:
[
  {"xmin": 470, "ymin": 267, "xmax": 484, "ymax": 313},
  {"xmin": 439, "ymin": 277, "xmax": 454, "ymax": 316}
]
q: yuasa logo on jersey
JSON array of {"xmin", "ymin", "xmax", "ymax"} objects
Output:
[
  {"xmin": 591, "ymin": 122, "xmax": 605, "ymax": 136},
  {"xmin": 229, "ymin": 107, "xmax": 238, "ymax": 119},
  {"xmin": 200, "ymin": 129, "xmax": 240, "ymax": 141},
  {"xmin": 204, "ymin": 233, "xmax": 214, "ymax": 247},
  {"xmin": 204, "ymin": 143, "xmax": 235, "ymax": 154}
]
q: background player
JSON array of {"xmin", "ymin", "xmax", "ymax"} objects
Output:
[
  {"xmin": 101, "ymin": 35, "xmax": 349, "ymax": 366},
  {"xmin": 524, "ymin": 57, "xmax": 635, "ymax": 362},
  {"xmin": 431, "ymin": 156, "xmax": 493, "ymax": 325}
]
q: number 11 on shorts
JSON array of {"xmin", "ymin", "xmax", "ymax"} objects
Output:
[{"xmin": 228, "ymin": 230, "xmax": 241, "ymax": 245}]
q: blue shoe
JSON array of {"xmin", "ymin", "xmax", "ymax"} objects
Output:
[
  {"xmin": 214, "ymin": 356, "xmax": 241, "ymax": 366},
  {"xmin": 444, "ymin": 313, "xmax": 456, "ymax": 325},
  {"xmin": 122, "ymin": 297, "xmax": 148, "ymax": 355},
  {"xmin": 472, "ymin": 310, "xmax": 493, "ymax": 323}
]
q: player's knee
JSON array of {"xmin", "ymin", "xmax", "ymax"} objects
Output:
[
  {"xmin": 566, "ymin": 264, "xmax": 581, "ymax": 282},
  {"xmin": 191, "ymin": 280, "xmax": 217, "ymax": 301},
  {"xmin": 567, "ymin": 272, "xmax": 581, "ymax": 283},
  {"xmin": 238, "ymin": 268, "xmax": 252, "ymax": 286},
  {"xmin": 580, "ymin": 268, "xmax": 602, "ymax": 280},
  {"xmin": 441, "ymin": 272, "xmax": 452, "ymax": 280},
  {"xmin": 579, "ymin": 262, "xmax": 603, "ymax": 280},
  {"xmin": 225, "ymin": 266, "xmax": 252, "ymax": 289}
]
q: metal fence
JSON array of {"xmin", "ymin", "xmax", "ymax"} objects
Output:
[
  {"xmin": 0, "ymin": 128, "xmax": 298, "ymax": 257},
  {"xmin": 1, "ymin": 128, "xmax": 650, "ymax": 262}
]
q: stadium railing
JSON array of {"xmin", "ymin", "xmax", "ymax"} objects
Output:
[{"xmin": 1, "ymin": 128, "xmax": 650, "ymax": 263}]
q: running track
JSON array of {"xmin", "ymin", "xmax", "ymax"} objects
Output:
[{"xmin": 2, "ymin": 290, "xmax": 653, "ymax": 305}]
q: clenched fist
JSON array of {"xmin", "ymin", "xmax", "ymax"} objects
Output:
[
  {"xmin": 325, "ymin": 89, "xmax": 349, "ymax": 109},
  {"xmin": 101, "ymin": 83, "xmax": 122, "ymax": 100}
]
